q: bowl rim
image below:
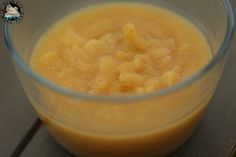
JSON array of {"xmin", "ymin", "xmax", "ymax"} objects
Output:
[{"xmin": 3, "ymin": 0, "xmax": 235, "ymax": 102}]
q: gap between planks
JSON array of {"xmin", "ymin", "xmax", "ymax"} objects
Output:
[{"xmin": 10, "ymin": 119, "xmax": 42, "ymax": 157}]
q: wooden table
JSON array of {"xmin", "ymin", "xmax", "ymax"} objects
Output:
[{"xmin": 1, "ymin": 2, "xmax": 236, "ymax": 157}]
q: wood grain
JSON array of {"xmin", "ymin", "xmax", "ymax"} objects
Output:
[{"xmin": 0, "ymin": 23, "xmax": 38, "ymax": 157}]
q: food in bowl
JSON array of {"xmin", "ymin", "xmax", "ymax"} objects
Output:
[{"xmin": 30, "ymin": 2, "xmax": 212, "ymax": 157}]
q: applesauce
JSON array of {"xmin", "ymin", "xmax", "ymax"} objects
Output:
[
  {"xmin": 31, "ymin": 3, "xmax": 211, "ymax": 95},
  {"xmin": 30, "ymin": 2, "xmax": 213, "ymax": 157}
]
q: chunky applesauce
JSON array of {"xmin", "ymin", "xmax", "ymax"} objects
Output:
[
  {"xmin": 29, "ymin": 3, "xmax": 214, "ymax": 157},
  {"xmin": 31, "ymin": 3, "xmax": 211, "ymax": 95}
]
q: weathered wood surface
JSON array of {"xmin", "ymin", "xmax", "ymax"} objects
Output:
[{"xmin": 0, "ymin": 25, "xmax": 38, "ymax": 157}]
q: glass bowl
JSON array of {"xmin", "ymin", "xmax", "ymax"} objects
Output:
[{"xmin": 3, "ymin": 0, "xmax": 234, "ymax": 156}]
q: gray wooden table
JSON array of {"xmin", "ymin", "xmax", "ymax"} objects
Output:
[{"xmin": 1, "ymin": 1, "xmax": 236, "ymax": 157}]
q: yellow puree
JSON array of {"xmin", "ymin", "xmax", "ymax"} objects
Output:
[
  {"xmin": 31, "ymin": 3, "xmax": 211, "ymax": 95},
  {"xmin": 30, "ymin": 3, "xmax": 212, "ymax": 157}
]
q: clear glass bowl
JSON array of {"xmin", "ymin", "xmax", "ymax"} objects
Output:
[{"xmin": 3, "ymin": 0, "xmax": 234, "ymax": 156}]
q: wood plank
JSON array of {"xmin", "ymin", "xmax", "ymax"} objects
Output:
[{"xmin": 0, "ymin": 27, "xmax": 38, "ymax": 157}]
